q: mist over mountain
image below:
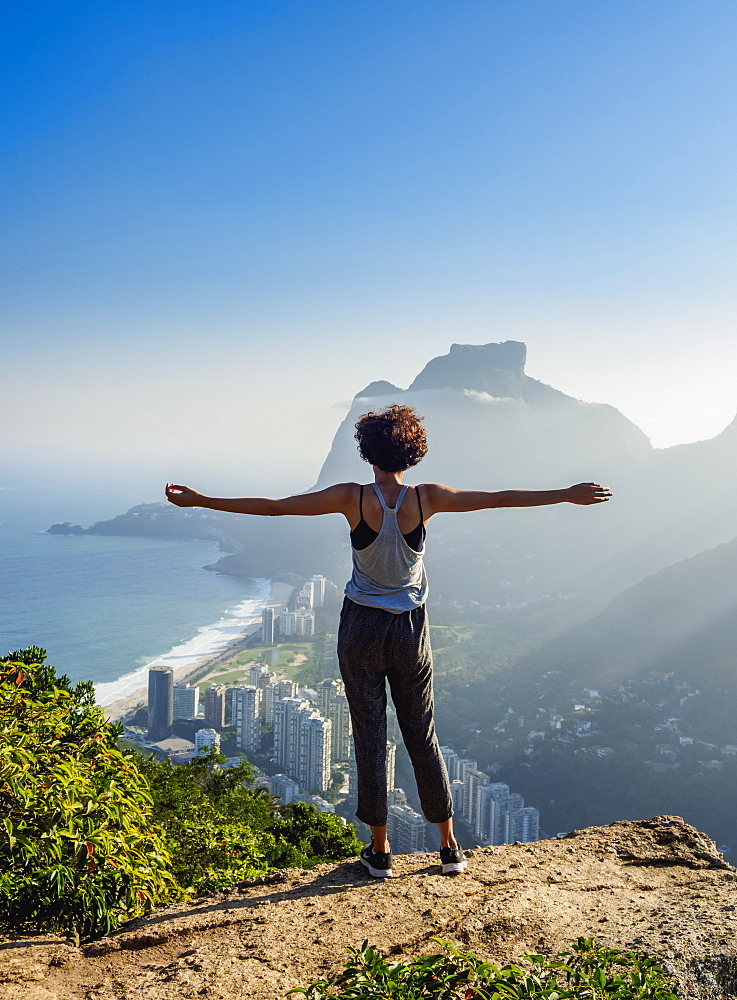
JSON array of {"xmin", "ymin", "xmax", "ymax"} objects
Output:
[
  {"xmin": 309, "ymin": 341, "xmax": 654, "ymax": 611},
  {"xmin": 72, "ymin": 340, "xmax": 737, "ymax": 626},
  {"xmin": 533, "ymin": 537, "xmax": 737, "ymax": 679},
  {"xmin": 314, "ymin": 341, "xmax": 651, "ymax": 490}
]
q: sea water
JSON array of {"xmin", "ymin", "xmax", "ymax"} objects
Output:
[{"xmin": 0, "ymin": 489, "xmax": 268, "ymax": 703}]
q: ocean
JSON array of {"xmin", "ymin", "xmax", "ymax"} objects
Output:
[{"xmin": 0, "ymin": 488, "xmax": 269, "ymax": 705}]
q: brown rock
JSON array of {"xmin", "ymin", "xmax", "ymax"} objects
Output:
[{"xmin": 1, "ymin": 817, "xmax": 735, "ymax": 999}]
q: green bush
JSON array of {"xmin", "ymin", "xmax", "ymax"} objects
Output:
[
  {"xmin": 288, "ymin": 936, "xmax": 679, "ymax": 999},
  {"xmin": 0, "ymin": 646, "xmax": 361, "ymax": 934},
  {"xmin": 0, "ymin": 648, "xmax": 179, "ymax": 936},
  {"xmin": 138, "ymin": 753, "xmax": 362, "ymax": 894}
]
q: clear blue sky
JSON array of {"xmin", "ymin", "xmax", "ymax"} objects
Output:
[{"xmin": 2, "ymin": 1, "xmax": 736, "ymax": 500}]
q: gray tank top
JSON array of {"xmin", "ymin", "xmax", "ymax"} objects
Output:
[{"xmin": 344, "ymin": 483, "xmax": 429, "ymax": 613}]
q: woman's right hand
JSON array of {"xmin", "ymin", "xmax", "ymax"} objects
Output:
[{"xmin": 165, "ymin": 483, "xmax": 204, "ymax": 507}]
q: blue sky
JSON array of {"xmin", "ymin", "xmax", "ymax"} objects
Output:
[{"xmin": 2, "ymin": 1, "xmax": 736, "ymax": 500}]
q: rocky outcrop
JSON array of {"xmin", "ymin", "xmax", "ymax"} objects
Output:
[{"xmin": 2, "ymin": 817, "xmax": 736, "ymax": 999}]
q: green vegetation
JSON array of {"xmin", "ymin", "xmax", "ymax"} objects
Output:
[
  {"xmin": 0, "ymin": 648, "xmax": 179, "ymax": 936},
  {"xmin": 0, "ymin": 648, "xmax": 361, "ymax": 937},
  {"xmin": 138, "ymin": 752, "xmax": 361, "ymax": 896},
  {"xmin": 289, "ymin": 937, "xmax": 679, "ymax": 999}
]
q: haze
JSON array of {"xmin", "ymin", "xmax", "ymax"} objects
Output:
[{"xmin": 2, "ymin": 1, "xmax": 736, "ymax": 504}]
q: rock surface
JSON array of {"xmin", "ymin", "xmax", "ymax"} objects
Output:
[{"xmin": 2, "ymin": 817, "xmax": 737, "ymax": 999}]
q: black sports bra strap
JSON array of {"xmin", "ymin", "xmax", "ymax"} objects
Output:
[
  {"xmin": 359, "ymin": 484, "xmax": 364, "ymax": 522},
  {"xmin": 416, "ymin": 485, "xmax": 424, "ymax": 526}
]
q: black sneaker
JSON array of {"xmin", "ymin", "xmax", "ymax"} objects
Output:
[
  {"xmin": 360, "ymin": 841, "xmax": 393, "ymax": 878},
  {"xmin": 439, "ymin": 845, "xmax": 467, "ymax": 875}
]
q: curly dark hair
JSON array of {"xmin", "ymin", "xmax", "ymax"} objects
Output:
[{"xmin": 354, "ymin": 404, "xmax": 428, "ymax": 472}]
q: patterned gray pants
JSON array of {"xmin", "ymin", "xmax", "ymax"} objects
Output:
[{"xmin": 337, "ymin": 596, "xmax": 453, "ymax": 827}]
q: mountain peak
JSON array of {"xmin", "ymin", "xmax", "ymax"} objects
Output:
[
  {"xmin": 407, "ymin": 340, "xmax": 537, "ymax": 397},
  {"xmin": 353, "ymin": 379, "xmax": 403, "ymax": 399}
]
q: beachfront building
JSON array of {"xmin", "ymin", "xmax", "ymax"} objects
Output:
[
  {"xmin": 261, "ymin": 606, "xmax": 275, "ymax": 645},
  {"xmin": 147, "ymin": 667, "xmax": 173, "ymax": 742},
  {"xmin": 194, "ymin": 728, "xmax": 220, "ymax": 756},
  {"xmin": 173, "ymin": 683, "xmax": 199, "ymax": 720},
  {"xmin": 204, "ymin": 684, "xmax": 227, "ymax": 729},
  {"xmin": 232, "ymin": 685, "xmax": 261, "ymax": 753}
]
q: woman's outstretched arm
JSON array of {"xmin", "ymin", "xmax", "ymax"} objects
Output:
[
  {"xmin": 423, "ymin": 482, "xmax": 611, "ymax": 515},
  {"xmin": 165, "ymin": 482, "xmax": 354, "ymax": 517}
]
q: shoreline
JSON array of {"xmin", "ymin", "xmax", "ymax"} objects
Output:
[{"xmin": 100, "ymin": 580, "xmax": 293, "ymax": 722}]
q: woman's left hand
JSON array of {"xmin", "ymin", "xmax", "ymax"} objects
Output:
[{"xmin": 566, "ymin": 483, "xmax": 612, "ymax": 504}]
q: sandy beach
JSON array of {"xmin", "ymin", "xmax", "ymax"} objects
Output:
[{"xmin": 101, "ymin": 580, "xmax": 293, "ymax": 722}]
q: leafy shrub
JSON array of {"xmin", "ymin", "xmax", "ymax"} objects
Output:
[
  {"xmin": 138, "ymin": 753, "xmax": 362, "ymax": 894},
  {"xmin": 0, "ymin": 646, "xmax": 362, "ymax": 933},
  {"xmin": 0, "ymin": 648, "xmax": 179, "ymax": 936},
  {"xmin": 288, "ymin": 936, "xmax": 679, "ymax": 999}
]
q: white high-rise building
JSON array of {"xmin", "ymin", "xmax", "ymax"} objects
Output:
[
  {"xmin": 456, "ymin": 759, "xmax": 478, "ymax": 784},
  {"xmin": 385, "ymin": 741, "xmax": 396, "ymax": 792},
  {"xmin": 440, "ymin": 746, "xmax": 460, "ymax": 781},
  {"xmin": 501, "ymin": 793, "xmax": 526, "ymax": 844},
  {"xmin": 232, "ymin": 685, "xmax": 260, "ymax": 753},
  {"xmin": 299, "ymin": 712, "xmax": 332, "ymax": 792},
  {"xmin": 274, "ymin": 698, "xmax": 310, "ymax": 774},
  {"xmin": 277, "ymin": 608, "xmax": 315, "ymax": 637},
  {"xmin": 278, "ymin": 610, "xmax": 296, "ymax": 636},
  {"xmin": 309, "ymin": 575, "xmax": 327, "ymax": 607},
  {"xmin": 387, "ymin": 800, "xmax": 426, "ymax": 854},
  {"xmin": 450, "ymin": 779, "xmax": 464, "ymax": 813},
  {"xmin": 264, "ymin": 679, "xmax": 298, "ymax": 725},
  {"xmin": 476, "ymin": 782, "xmax": 510, "ymax": 844},
  {"xmin": 484, "ymin": 783, "xmax": 511, "ymax": 845},
  {"xmin": 387, "ymin": 787, "xmax": 406, "ymax": 808},
  {"xmin": 508, "ymin": 806, "xmax": 540, "ymax": 844},
  {"xmin": 319, "ymin": 679, "xmax": 352, "ymax": 763},
  {"xmin": 486, "ymin": 789, "xmax": 523, "ymax": 846},
  {"xmin": 270, "ymin": 773, "xmax": 300, "ymax": 804},
  {"xmin": 203, "ymin": 684, "xmax": 227, "ymax": 729},
  {"xmin": 249, "ymin": 664, "xmax": 269, "ymax": 687},
  {"xmin": 194, "ymin": 728, "xmax": 220, "ymax": 756},
  {"xmin": 462, "ymin": 768, "xmax": 490, "ymax": 825},
  {"xmin": 386, "ymin": 705, "xmax": 401, "ymax": 743},
  {"xmin": 173, "ymin": 684, "xmax": 199, "ymax": 720},
  {"xmin": 297, "ymin": 580, "xmax": 314, "ymax": 610},
  {"xmin": 295, "ymin": 609, "xmax": 315, "ymax": 637}
]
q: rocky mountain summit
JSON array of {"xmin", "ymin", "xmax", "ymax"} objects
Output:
[
  {"xmin": 314, "ymin": 340, "xmax": 651, "ymax": 490},
  {"xmin": 3, "ymin": 817, "xmax": 736, "ymax": 1000}
]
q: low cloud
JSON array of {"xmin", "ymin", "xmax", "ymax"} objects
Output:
[{"xmin": 462, "ymin": 390, "xmax": 515, "ymax": 404}]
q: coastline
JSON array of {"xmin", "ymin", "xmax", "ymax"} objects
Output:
[{"xmin": 99, "ymin": 580, "xmax": 293, "ymax": 722}]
